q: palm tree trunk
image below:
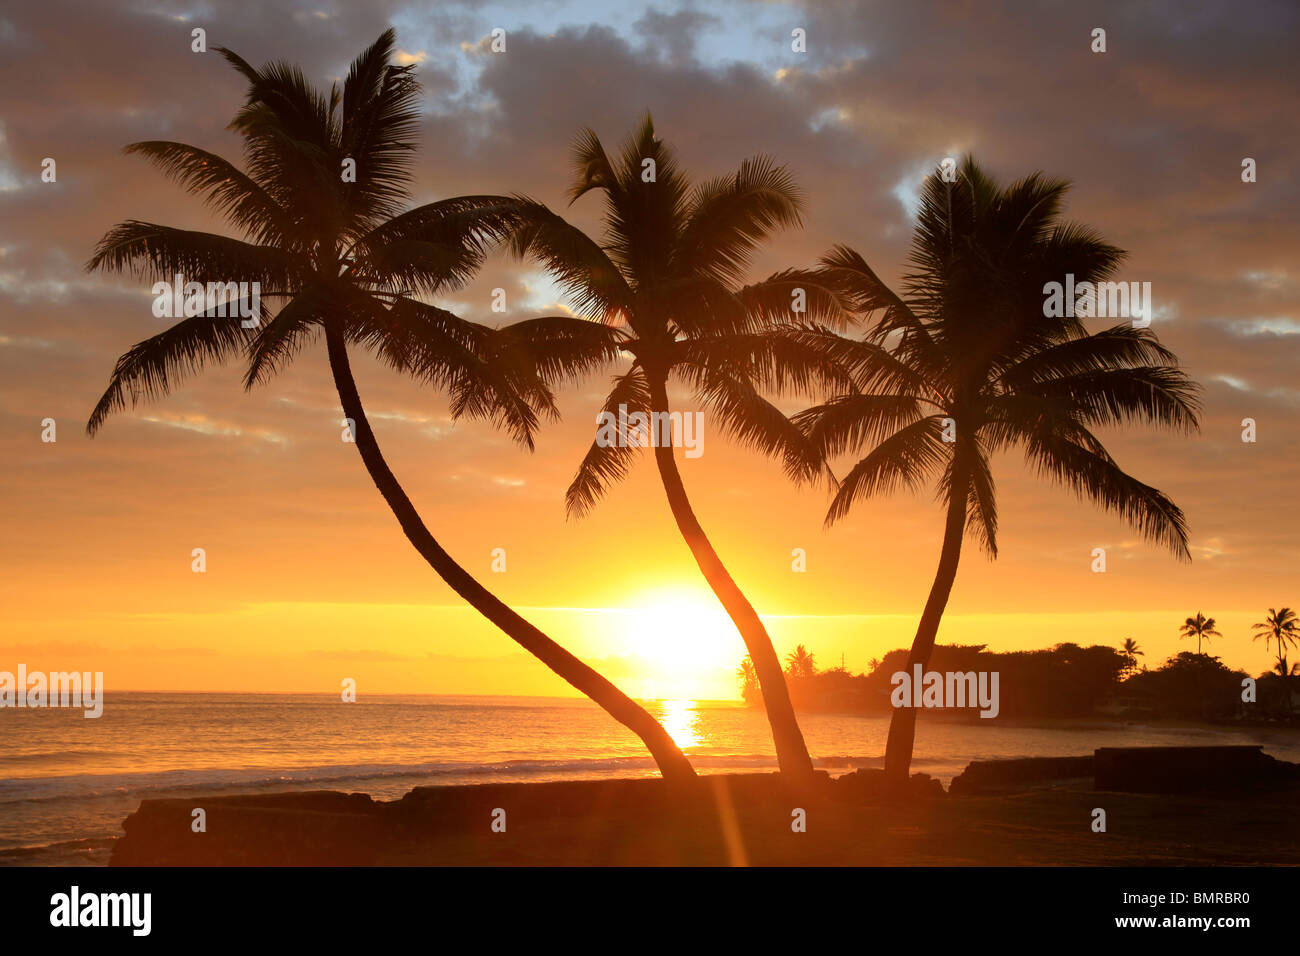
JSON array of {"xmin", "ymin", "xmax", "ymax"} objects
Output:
[
  {"xmin": 646, "ymin": 377, "xmax": 816, "ymax": 783},
  {"xmin": 883, "ymin": 476, "xmax": 968, "ymax": 787},
  {"xmin": 322, "ymin": 322, "xmax": 696, "ymax": 783}
]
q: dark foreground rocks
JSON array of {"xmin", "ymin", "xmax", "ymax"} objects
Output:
[
  {"xmin": 110, "ymin": 755, "xmax": 1300, "ymax": 866},
  {"xmin": 1094, "ymin": 745, "xmax": 1300, "ymax": 793},
  {"xmin": 950, "ymin": 745, "xmax": 1300, "ymax": 795},
  {"xmin": 950, "ymin": 755, "xmax": 1097, "ymax": 794},
  {"xmin": 835, "ymin": 768, "xmax": 946, "ymax": 800},
  {"xmin": 111, "ymin": 774, "xmax": 826, "ymax": 866}
]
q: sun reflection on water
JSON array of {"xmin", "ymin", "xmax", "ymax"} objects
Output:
[{"xmin": 657, "ymin": 698, "xmax": 702, "ymax": 750}]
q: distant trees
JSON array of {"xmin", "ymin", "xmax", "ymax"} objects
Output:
[
  {"xmin": 1123, "ymin": 652, "xmax": 1244, "ymax": 720},
  {"xmin": 784, "ymin": 645, "xmax": 817, "ymax": 679},
  {"xmin": 736, "ymin": 656, "xmax": 759, "ymax": 703},
  {"xmin": 737, "ymin": 612, "xmax": 1300, "ymax": 723},
  {"xmin": 741, "ymin": 642, "xmax": 1136, "ymax": 718},
  {"xmin": 1120, "ymin": 637, "xmax": 1144, "ymax": 677}
]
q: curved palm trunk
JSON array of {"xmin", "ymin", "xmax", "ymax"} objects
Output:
[
  {"xmin": 883, "ymin": 479, "xmax": 968, "ymax": 788},
  {"xmin": 323, "ymin": 322, "xmax": 696, "ymax": 783},
  {"xmin": 647, "ymin": 377, "xmax": 816, "ymax": 783}
]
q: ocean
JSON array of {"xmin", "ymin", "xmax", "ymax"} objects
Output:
[{"xmin": 4, "ymin": 692, "xmax": 1298, "ymax": 866}]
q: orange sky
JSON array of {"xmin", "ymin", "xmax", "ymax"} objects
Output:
[{"xmin": 2, "ymin": 0, "xmax": 1297, "ymax": 700}]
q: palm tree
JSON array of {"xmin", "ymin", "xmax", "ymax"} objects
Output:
[
  {"xmin": 1270, "ymin": 653, "xmax": 1299, "ymax": 714},
  {"xmin": 83, "ymin": 32, "xmax": 694, "ymax": 782},
  {"xmin": 1252, "ymin": 607, "xmax": 1298, "ymax": 667},
  {"xmin": 499, "ymin": 116, "xmax": 848, "ymax": 784},
  {"xmin": 793, "ymin": 158, "xmax": 1200, "ymax": 786},
  {"xmin": 784, "ymin": 644, "xmax": 817, "ymax": 679},
  {"xmin": 1179, "ymin": 613, "xmax": 1222, "ymax": 655},
  {"xmin": 1120, "ymin": 637, "xmax": 1144, "ymax": 678},
  {"xmin": 736, "ymin": 656, "xmax": 759, "ymax": 700}
]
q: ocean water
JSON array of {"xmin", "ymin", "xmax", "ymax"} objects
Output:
[{"xmin": 4, "ymin": 692, "xmax": 1298, "ymax": 866}]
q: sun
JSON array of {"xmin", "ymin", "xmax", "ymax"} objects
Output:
[{"xmin": 622, "ymin": 587, "xmax": 740, "ymax": 699}]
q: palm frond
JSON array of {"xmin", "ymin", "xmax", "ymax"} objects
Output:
[
  {"xmin": 494, "ymin": 316, "xmax": 628, "ymax": 388},
  {"xmin": 243, "ymin": 290, "xmax": 323, "ymax": 389},
  {"xmin": 87, "ymin": 221, "xmax": 295, "ymax": 287},
  {"xmin": 734, "ymin": 271, "xmax": 853, "ymax": 332},
  {"xmin": 123, "ymin": 141, "xmax": 291, "ymax": 247},
  {"xmin": 339, "ymin": 29, "xmax": 422, "ymax": 231},
  {"xmin": 1024, "ymin": 430, "xmax": 1191, "ymax": 559},
  {"xmin": 1003, "ymin": 325, "xmax": 1179, "ymax": 386},
  {"xmin": 681, "ymin": 365, "xmax": 828, "ymax": 485},
  {"xmin": 674, "ymin": 156, "xmax": 803, "ymax": 285},
  {"xmin": 567, "ymin": 126, "xmax": 620, "ymax": 205},
  {"xmin": 792, "ymin": 392, "xmax": 927, "ymax": 459},
  {"xmin": 1025, "ymin": 366, "xmax": 1201, "ymax": 433},
  {"xmin": 825, "ymin": 415, "xmax": 949, "ymax": 526},
  {"xmin": 961, "ymin": 443, "xmax": 998, "ymax": 557},
  {"xmin": 674, "ymin": 329, "xmax": 855, "ymax": 400},
  {"xmin": 348, "ymin": 294, "xmax": 551, "ymax": 449},
  {"xmin": 87, "ymin": 308, "xmax": 260, "ymax": 435},
  {"xmin": 602, "ymin": 113, "xmax": 688, "ymax": 288},
  {"xmin": 505, "ymin": 198, "xmax": 633, "ymax": 321},
  {"xmin": 566, "ymin": 368, "xmax": 652, "ymax": 517}
]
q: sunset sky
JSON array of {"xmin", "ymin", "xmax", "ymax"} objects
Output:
[{"xmin": 1, "ymin": 0, "xmax": 1297, "ymax": 700}]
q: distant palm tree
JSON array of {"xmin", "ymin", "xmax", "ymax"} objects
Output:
[
  {"xmin": 1120, "ymin": 637, "xmax": 1144, "ymax": 677},
  {"xmin": 736, "ymin": 656, "xmax": 759, "ymax": 699},
  {"xmin": 84, "ymin": 32, "xmax": 694, "ymax": 781},
  {"xmin": 867, "ymin": 657, "xmax": 882, "ymax": 673},
  {"xmin": 1179, "ymin": 613, "xmax": 1222, "ymax": 655},
  {"xmin": 793, "ymin": 158, "xmax": 1200, "ymax": 786},
  {"xmin": 500, "ymin": 116, "xmax": 847, "ymax": 784},
  {"xmin": 1272, "ymin": 654, "xmax": 1299, "ymax": 713},
  {"xmin": 784, "ymin": 644, "xmax": 817, "ymax": 678},
  {"xmin": 1252, "ymin": 607, "xmax": 1298, "ymax": 667}
]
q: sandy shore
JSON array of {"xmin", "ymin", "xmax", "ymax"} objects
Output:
[{"xmin": 109, "ymin": 767, "xmax": 1300, "ymax": 866}]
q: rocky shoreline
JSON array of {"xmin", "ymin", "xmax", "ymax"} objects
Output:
[{"xmin": 109, "ymin": 746, "xmax": 1300, "ymax": 866}]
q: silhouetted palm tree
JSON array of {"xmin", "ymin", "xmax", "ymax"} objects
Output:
[
  {"xmin": 1255, "ymin": 608, "xmax": 1298, "ymax": 716},
  {"xmin": 83, "ymin": 32, "xmax": 694, "ymax": 781},
  {"xmin": 1270, "ymin": 653, "xmax": 1299, "ymax": 713},
  {"xmin": 794, "ymin": 158, "xmax": 1200, "ymax": 786},
  {"xmin": 784, "ymin": 644, "xmax": 817, "ymax": 678},
  {"xmin": 1252, "ymin": 607, "xmax": 1298, "ymax": 667},
  {"xmin": 1120, "ymin": 637, "xmax": 1144, "ymax": 677},
  {"xmin": 736, "ymin": 656, "xmax": 759, "ymax": 700},
  {"xmin": 1179, "ymin": 613, "xmax": 1222, "ymax": 655},
  {"xmin": 500, "ymin": 116, "xmax": 847, "ymax": 784}
]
